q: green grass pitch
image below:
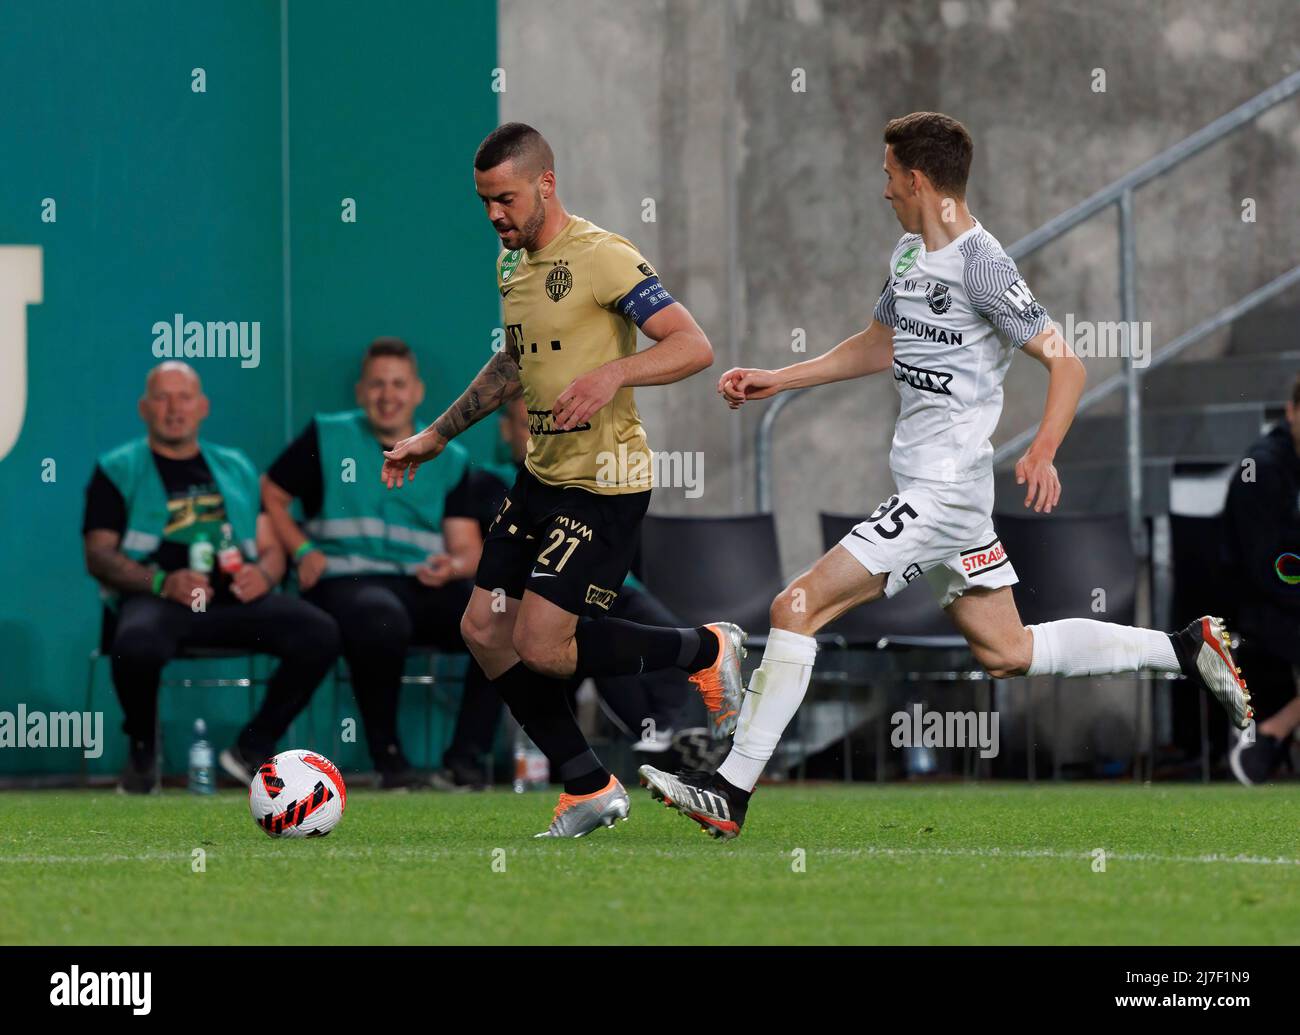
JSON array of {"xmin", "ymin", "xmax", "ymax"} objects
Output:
[{"xmin": 2, "ymin": 783, "xmax": 1298, "ymax": 945}]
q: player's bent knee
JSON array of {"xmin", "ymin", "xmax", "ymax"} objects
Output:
[
  {"xmin": 974, "ymin": 638, "xmax": 1032, "ymax": 679},
  {"xmin": 770, "ymin": 585, "xmax": 816, "ymax": 635},
  {"xmin": 511, "ymin": 631, "xmax": 568, "ymax": 678}
]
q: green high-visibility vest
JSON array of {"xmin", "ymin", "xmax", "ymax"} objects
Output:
[
  {"xmin": 306, "ymin": 409, "xmax": 469, "ymax": 579},
  {"xmin": 96, "ymin": 437, "xmax": 260, "ymax": 603}
]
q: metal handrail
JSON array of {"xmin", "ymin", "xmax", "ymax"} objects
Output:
[
  {"xmin": 754, "ymin": 70, "xmax": 1300, "ymax": 531},
  {"xmin": 990, "ymin": 261, "xmax": 1300, "ymax": 465}
]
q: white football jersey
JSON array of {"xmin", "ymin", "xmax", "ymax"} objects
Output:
[{"xmin": 873, "ymin": 220, "xmax": 1049, "ymax": 482}]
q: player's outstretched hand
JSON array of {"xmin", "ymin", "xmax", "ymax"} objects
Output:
[
  {"xmin": 382, "ymin": 429, "xmax": 446, "ymax": 489},
  {"xmin": 553, "ymin": 365, "xmax": 622, "ymax": 431},
  {"xmin": 1015, "ymin": 450, "xmax": 1061, "ymax": 514},
  {"xmin": 717, "ymin": 367, "xmax": 781, "ymax": 408}
]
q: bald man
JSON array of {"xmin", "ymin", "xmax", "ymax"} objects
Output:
[{"xmin": 83, "ymin": 362, "xmax": 339, "ymax": 794}]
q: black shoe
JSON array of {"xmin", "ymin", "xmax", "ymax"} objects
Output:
[
  {"xmin": 378, "ymin": 766, "xmax": 431, "ymax": 791},
  {"xmin": 219, "ymin": 742, "xmax": 266, "ymax": 786},
  {"xmin": 117, "ymin": 741, "xmax": 159, "ymax": 795},
  {"xmin": 637, "ymin": 765, "xmax": 749, "ymax": 839},
  {"xmin": 429, "ymin": 762, "xmax": 488, "ymax": 792},
  {"xmin": 1229, "ymin": 732, "xmax": 1284, "ymax": 786}
]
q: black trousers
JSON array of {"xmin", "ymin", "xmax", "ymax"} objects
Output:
[
  {"xmin": 441, "ymin": 586, "xmax": 691, "ymax": 772},
  {"xmin": 110, "ymin": 593, "xmax": 340, "ymax": 761},
  {"xmin": 305, "ymin": 575, "xmax": 487, "ymax": 771}
]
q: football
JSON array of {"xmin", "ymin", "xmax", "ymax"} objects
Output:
[{"xmin": 248, "ymin": 750, "xmax": 347, "ymax": 838}]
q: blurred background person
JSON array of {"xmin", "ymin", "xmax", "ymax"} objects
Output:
[
  {"xmin": 262, "ymin": 338, "xmax": 488, "ymax": 789},
  {"xmin": 82, "ymin": 361, "xmax": 339, "ymax": 793},
  {"xmin": 1227, "ymin": 373, "xmax": 1300, "ymax": 785},
  {"xmin": 432, "ymin": 396, "xmax": 698, "ymax": 789}
]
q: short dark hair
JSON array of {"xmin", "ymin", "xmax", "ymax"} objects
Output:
[
  {"xmin": 474, "ymin": 122, "xmax": 554, "ymax": 177},
  {"xmin": 362, "ymin": 337, "xmax": 416, "ymax": 374},
  {"xmin": 883, "ymin": 112, "xmax": 974, "ymax": 196}
]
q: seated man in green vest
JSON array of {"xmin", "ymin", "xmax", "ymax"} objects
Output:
[
  {"xmin": 262, "ymin": 338, "xmax": 488, "ymax": 789},
  {"xmin": 82, "ymin": 361, "xmax": 341, "ymax": 794}
]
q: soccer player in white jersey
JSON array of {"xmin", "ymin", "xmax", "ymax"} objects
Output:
[{"xmin": 639, "ymin": 111, "xmax": 1252, "ymax": 839}]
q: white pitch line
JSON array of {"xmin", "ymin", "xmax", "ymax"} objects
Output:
[
  {"xmin": 815, "ymin": 845, "xmax": 1300, "ymax": 867},
  {"xmin": 2, "ymin": 845, "xmax": 1299, "ymax": 867}
]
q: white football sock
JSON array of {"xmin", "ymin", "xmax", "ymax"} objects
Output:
[
  {"xmin": 717, "ymin": 627, "xmax": 818, "ymax": 792},
  {"xmin": 1026, "ymin": 618, "xmax": 1178, "ymax": 677}
]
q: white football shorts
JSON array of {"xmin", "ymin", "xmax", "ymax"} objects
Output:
[{"xmin": 837, "ymin": 470, "xmax": 1018, "ymax": 608}]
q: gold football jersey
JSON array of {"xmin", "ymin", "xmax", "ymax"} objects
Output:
[{"xmin": 498, "ymin": 215, "xmax": 658, "ymax": 494}]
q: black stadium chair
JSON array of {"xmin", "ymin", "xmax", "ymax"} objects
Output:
[
  {"xmin": 819, "ymin": 512, "xmax": 987, "ymax": 781},
  {"xmin": 1169, "ymin": 512, "xmax": 1232, "ymax": 779},
  {"xmin": 995, "ymin": 512, "xmax": 1143, "ymax": 779},
  {"xmin": 996, "ymin": 513, "xmax": 1137, "ymax": 626},
  {"xmin": 640, "ymin": 513, "xmax": 785, "ymax": 635}
]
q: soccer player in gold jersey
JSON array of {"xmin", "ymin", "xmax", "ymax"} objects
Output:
[{"xmin": 381, "ymin": 123, "xmax": 745, "ymax": 836}]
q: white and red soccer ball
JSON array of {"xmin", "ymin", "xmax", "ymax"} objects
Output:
[{"xmin": 248, "ymin": 749, "xmax": 347, "ymax": 838}]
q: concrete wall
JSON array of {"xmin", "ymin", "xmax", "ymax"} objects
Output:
[
  {"xmin": 500, "ymin": 0, "xmax": 1298, "ymax": 765},
  {"xmin": 501, "ymin": 0, "xmax": 1300, "ymax": 575}
]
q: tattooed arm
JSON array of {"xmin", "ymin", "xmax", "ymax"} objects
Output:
[
  {"xmin": 381, "ymin": 347, "xmax": 522, "ymax": 489},
  {"xmin": 84, "ymin": 529, "xmax": 157, "ymax": 595}
]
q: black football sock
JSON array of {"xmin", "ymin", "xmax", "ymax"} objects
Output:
[
  {"xmin": 715, "ymin": 773, "xmax": 752, "ymax": 804},
  {"xmin": 575, "ymin": 618, "xmax": 720, "ymax": 677},
  {"xmin": 490, "ymin": 662, "xmax": 609, "ymax": 794}
]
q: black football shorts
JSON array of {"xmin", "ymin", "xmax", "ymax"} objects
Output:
[{"xmin": 474, "ymin": 466, "xmax": 650, "ymax": 617}]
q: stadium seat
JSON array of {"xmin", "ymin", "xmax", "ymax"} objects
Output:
[
  {"xmin": 1169, "ymin": 512, "xmax": 1232, "ymax": 780},
  {"xmin": 818, "ymin": 513, "xmax": 990, "ymax": 781},
  {"xmin": 81, "ymin": 609, "xmax": 269, "ymax": 785},
  {"xmin": 640, "ymin": 513, "xmax": 785, "ymax": 635},
  {"xmin": 327, "ymin": 645, "xmax": 470, "ymax": 769},
  {"xmin": 996, "ymin": 512, "xmax": 1144, "ymax": 780}
]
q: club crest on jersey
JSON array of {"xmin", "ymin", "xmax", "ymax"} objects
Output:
[
  {"xmin": 926, "ymin": 281, "xmax": 951, "ymax": 315},
  {"xmin": 500, "ymin": 249, "xmax": 522, "ymax": 283},
  {"xmin": 894, "ymin": 244, "xmax": 920, "ymax": 276},
  {"xmin": 546, "ymin": 260, "xmax": 573, "ymax": 302}
]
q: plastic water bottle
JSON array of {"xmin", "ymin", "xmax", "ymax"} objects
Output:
[
  {"xmin": 512, "ymin": 724, "xmax": 549, "ymax": 793},
  {"xmin": 189, "ymin": 531, "xmax": 215, "ymax": 574},
  {"xmin": 216, "ymin": 523, "xmax": 243, "ymax": 575},
  {"xmin": 188, "ymin": 719, "xmax": 215, "ymax": 795}
]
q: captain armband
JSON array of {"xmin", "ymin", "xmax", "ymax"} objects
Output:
[{"xmin": 616, "ymin": 276, "xmax": 675, "ymax": 327}]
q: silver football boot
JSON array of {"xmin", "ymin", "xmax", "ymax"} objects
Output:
[
  {"xmin": 638, "ymin": 764, "xmax": 745, "ymax": 840},
  {"xmin": 1171, "ymin": 615, "xmax": 1253, "ymax": 729},
  {"xmin": 688, "ymin": 622, "xmax": 748, "ymax": 738},
  {"xmin": 534, "ymin": 777, "xmax": 631, "ymax": 838}
]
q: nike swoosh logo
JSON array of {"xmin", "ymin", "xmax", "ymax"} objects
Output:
[
  {"xmin": 500, "ymin": 286, "xmax": 515, "ymax": 298},
  {"xmin": 850, "ymin": 529, "xmax": 874, "ymax": 543},
  {"xmin": 530, "ymin": 569, "xmax": 557, "ymax": 578}
]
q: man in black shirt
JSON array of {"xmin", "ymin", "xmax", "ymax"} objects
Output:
[
  {"xmin": 83, "ymin": 362, "xmax": 340, "ymax": 793},
  {"xmin": 262, "ymin": 339, "xmax": 488, "ymax": 788},
  {"xmin": 1227, "ymin": 373, "xmax": 1300, "ymax": 785}
]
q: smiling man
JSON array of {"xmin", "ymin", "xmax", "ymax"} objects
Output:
[
  {"xmin": 381, "ymin": 123, "xmax": 744, "ymax": 837},
  {"xmin": 262, "ymin": 338, "xmax": 490, "ymax": 789},
  {"xmin": 83, "ymin": 361, "xmax": 339, "ymax": 793}
]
